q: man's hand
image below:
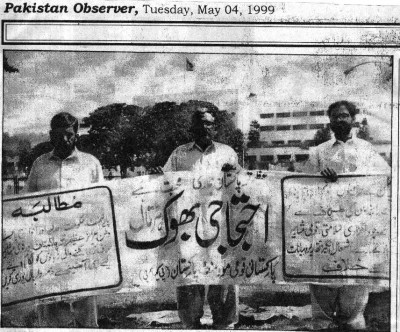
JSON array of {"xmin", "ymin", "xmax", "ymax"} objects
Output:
[
  {"xmin": 221, "ymin": 163, "xmax": 236, "ymax": 172},
  {"xmin": 148, "ymin": 166, "xmax": 164, "ymax": 174},
  {"xmin": 320, "ymin": 167, "xmax": 338, "ymax": 182}
]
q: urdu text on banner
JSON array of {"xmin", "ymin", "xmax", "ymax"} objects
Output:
[{"xmin": 2, "ymin": 171, "xmax": 390, "ymax": 306}]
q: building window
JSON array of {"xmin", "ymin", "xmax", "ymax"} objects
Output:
[
  {"xmin": 293, "ymin": 124, "xmax": 307, "ymax": 130},
  {"xmin": 260, "ymin": 125, "xmax": 275, "ymax": 131},
  {"xmin": 310, "ymin": 110, "xmax": 325, "ymax": 116},
  {"xmin": 260, "ymin": 113, "xmax": 274, "ymax": 119},
  {"xmin": 292, "ymin": 111, "xmax": 308, "ymax": 117},
  {"xmin": 276, "ymin": 125, "xmax": 291, "ymax": 131},
  {"xmin": 288, "ymin": 140, "xmax": 301, "ymax": 144},
  {"xmin": 278, "ymin": 155, "xmax": 291, "ymax": 161},
  {"xmin": 277, "ymin": 112, "xmax": 291, "ymax": 118},
  {"xmin": 272, "ymin": 140, "xmax": 285, "ymax": 145},
  {"xmin": 296, "ymin": 154, "xmax": 309, "ymax": 162},
  {"xmin": 309, "ymin": 124, "xmax": 325, "ymax": 130},
  {"xmin": 379, "ymin": 152, "xmax": 386, "ymax": 157},
  {"xmin": 261, "ymin": 155, "xmax": 274, "ymax": 162}
]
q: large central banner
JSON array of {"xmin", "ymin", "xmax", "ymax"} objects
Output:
[
  {"xmin": 120, "ymin": 170, "xmax": 276, "ymax": 288},
  {"xmin": 2, "ymin": 171, "xmax": 390, "ymax": 306}
]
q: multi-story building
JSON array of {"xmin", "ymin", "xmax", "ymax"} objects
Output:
[
  {"xmin": 246, "ymin": 101, "xmax": 327, "ymax": 167},
  {"xmin": 246, "ymin": 101, "xmax": 391, "ymax": 169}
]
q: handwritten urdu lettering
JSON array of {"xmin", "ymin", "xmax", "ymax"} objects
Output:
[
  {"xmin": 2, "ymin": 172, "xmax": 390, "ymax": 305},
  {"xmin": 118, "ymin": 171, "xmax": 276, "ymax": 287},
  {"xmin": 282, "ymin": 175, "xmax": 390, "ymax": 279},
  {"xmin": 2, "ymin": 187, "xmax": 122, "ymax": 307}
]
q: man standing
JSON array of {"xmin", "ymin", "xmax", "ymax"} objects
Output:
[
  {"xmin": 163, "ymin": 107, "xmax": 240, "ymax": 329},
  {"xmin": 25, "ymin": 112, "xmax": 103, "ymax": 327},
  {"xmin": 304, "ymin": 101, "xmax": 390, "ymax": 330}
]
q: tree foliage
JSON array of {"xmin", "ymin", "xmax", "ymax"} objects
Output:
[
  {"xmin": 247, "ymin": 120, "xmax": 261, "ymax": 147},
  {"xmin": 313, "ymin": 126, "xmax": 332, "ymax": 146},
  {"xmin": 2, "ymin": 133, "xmax": 31, "ymax": 175},
  {"xmin": 3, "ymin": 55, "xmax": 18, "ymax": 73},
  {"xmin": 312, "ymin": 118, "xmax": 372, "ymax": 147},
  {"xmin": 24, "ymin": 142, "xmax": 53, "ymax": 173},
  {"xmin": 82, "ymin": 103, "xmax": 143, "ymax": 176},
  {"xmin": 357, "ymin": 118, "xmax": 371, "ymax": 141},
  {"xmin": 82, "ymin": 100, "xmax": 244, "ymax": 175},
  {"xmin": 7, "ymin": 100, "xmax": 244, "ymax": 177},
  {"xmin": 3, "ymin": 133, "xmax": 31, "ymax": 157}
]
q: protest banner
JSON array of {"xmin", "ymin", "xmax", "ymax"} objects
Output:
[
  {"xmin": 282, "ymin": 175, "xmax": 390, "ymax": 280},
  {"xmin": 2, "ymin": 171, "xmax": 390, "ymax": 306},
  {"xmin": 115, "ymin": 170, "xmax": 277, "ymax": 289},
  {"xmin": 2, "ymin": 187, "xmax": 122, "ymax": 307},
  {"xmin": 1, "ymin": 0, "xmax": 398, "ymax": 329}
]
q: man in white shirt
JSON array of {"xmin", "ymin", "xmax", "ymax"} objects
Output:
[
  {"xmin": 304, "ymin": 101, "xmax": 390, "ymax": 330},
  {"xmin": 163, "ymin": 107, "xmax": 240, "ymax": 329},
  {"xmin": 25, "ymin": 112, "xmax": 103, "ymax": 327}
]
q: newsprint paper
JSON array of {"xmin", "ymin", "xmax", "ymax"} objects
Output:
[{"xmin": 1, "ymin": 0, "xmax": 399, "ymax": 331}]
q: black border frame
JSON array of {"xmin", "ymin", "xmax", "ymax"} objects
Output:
[
  {"xmin": 2, "ymin": 20, "xmax": 400, "ymax": 47},
  {"xmin": 1, "ymin": 19, "xmax": 398, "ymax": 328}
]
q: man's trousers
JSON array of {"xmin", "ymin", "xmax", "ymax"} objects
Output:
[
  {"xmin": 310, "ymin": 284, "xmax": 369, "ymax": 330},
  {"xmin": 37, "ymin": 296, "xmax": 98, "ymax": 327},
  {"xmin": 177, "ymin": 284, "xmax": 239, "ymax": 328}
]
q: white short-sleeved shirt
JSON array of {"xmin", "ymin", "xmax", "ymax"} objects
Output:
[
  {"xmin": 163, "ymin": 141, "xmax": 240, "ymax": 172},
  {"xmin": 307, "ymin": 136, "xmax": 390, "ymax": 174},
  {"xmin": 25, "ymin": 148, "xmax": 104, "ymax": 192}
]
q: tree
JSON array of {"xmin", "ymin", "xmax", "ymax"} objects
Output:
[
  {"xmin": 247, "ymin": 120, "xmax": 261, "ymax": 147},
  {"xmin": 312, "ymin": 126, "xmax": 332, "ymax": 146},
  {"xmin": 227, "ymin": 128, "xmax": 245, "ymax": 165},
  {"xmin": 357, "ymin": 118, "xmax": 371, "ymax": 141},
  {"xmin": 3, "ymin": 54, "xmax": 18, "ymax": 73},
  {"xmin": 137, "ymin": 101, "xmax": 192, "ymax": 168},
  {"xmin": 210, "ymin": 107, "xmax": 244, "ymax": 164},
  {"xmin": 138, "ymin": 100, "xmax": 243, "ymax": 168},
  {"xmin": 83, "ymin": 103, "xmax": 143, "ymax": 177},
  {"xmin": 2, "ymin": 133, "xmax": 30, "ymax": 157},
  {"xmin": 83, "ymin": 100, "xmax": 244, "ymax": 175},
  {"xmin": 18, "ymin": 146, "xmax": 33, "ymax": 174},
  {"xmin": 2, "ymin": 132, "xmax": 32, "ymax": 175},
  {"xmin": 25, "ymin": 142, "xmax": 53, "ymax": 174},
  {"xmin": 312, "ymin": 118, "xmax": 372, "ymax": 147}
]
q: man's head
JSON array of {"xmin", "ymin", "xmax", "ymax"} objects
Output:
[
  {"xmin": 50, "ymin": 112, "xmax": 79, "ymax": 158},
  {"xmin": 191, "ymin": 107, "xmax": 216, "ymax": 147},
  {"xmin": 327, "ymin": 101, "xmax": 357, "ymax": 138}
]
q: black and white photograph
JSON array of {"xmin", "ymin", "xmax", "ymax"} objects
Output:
[
  {"xmin": 2, "ymin": 49, "xmax": 395, "ymax": 330},
  {"xmin": 1, "ymin": 1, "xmax": 399, "ymax": 331}
]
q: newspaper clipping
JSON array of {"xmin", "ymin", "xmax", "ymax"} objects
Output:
[{"xmin": 1, "ymin": 0, "xmax": 399, "ymax": 330}]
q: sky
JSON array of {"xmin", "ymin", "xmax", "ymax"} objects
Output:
[{"xmin": 3, "ymin": 51, "xmax": 393, "ymax": 141}]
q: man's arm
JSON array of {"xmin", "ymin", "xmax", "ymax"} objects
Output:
[
  {"xmin": 163, "ymin": 149, "xmax": 177, "ymax": 173},
  {"xmin": 368, "ymin": 149, "xmax": 391, "ymax": 174},
  {"xmin": 295, "ymin": 147, "xmax": 320, "ymax": 174},
  {"xmin": 24, "ymin": 160, "xmax": 39, "ymax": 193},
  {"xmin": 222, "ymin": 148, "xmax": 241, "ymax": 172},
  {"xmin": 295, "ymin": 146, "xmax": 338, "ymax": 181},
  {"xmin": 93, "ymin": 158, "xmax": 104, "ymax": 183}
]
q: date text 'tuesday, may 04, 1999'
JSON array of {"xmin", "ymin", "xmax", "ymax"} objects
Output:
[{"xmin": 4, "ymin": 2, "xmax": 275, "ymax": 17}]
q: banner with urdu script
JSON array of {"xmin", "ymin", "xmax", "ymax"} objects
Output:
[{"xmin": 2, "ymin": 171, "xmax": 390, "ymax": 306}]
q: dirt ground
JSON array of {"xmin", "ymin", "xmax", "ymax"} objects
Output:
[
  {"xmin": 96, "ymin": 289, "xmax": 391, "ymax": 331},
  {"xmin": 2, "ymin": 287, "xmax": 390, "ymax": 330}
]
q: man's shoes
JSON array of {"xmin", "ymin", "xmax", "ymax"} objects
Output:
[{"xmin": 211, "ymin": 323, "xmax": 236, "ymax": 330}]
